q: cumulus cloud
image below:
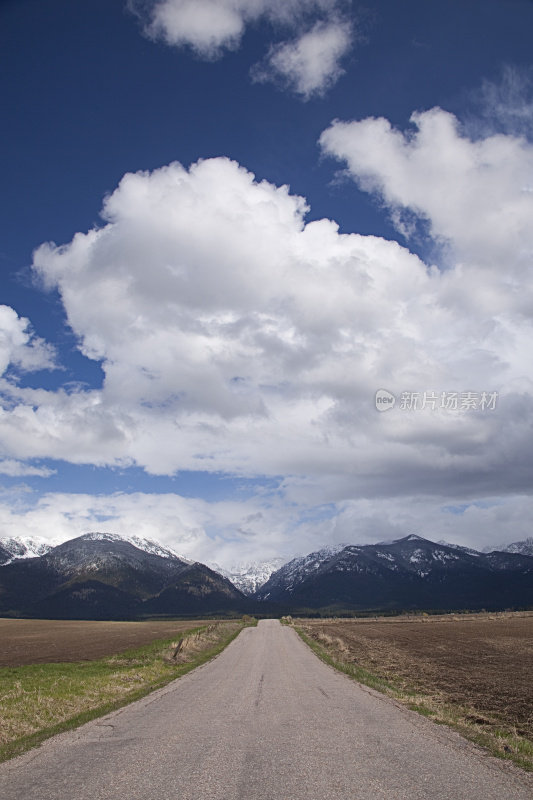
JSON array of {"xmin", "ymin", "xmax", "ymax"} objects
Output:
[
  {"xmin": 253, "ymin": 20, "xmax": 352, "ymax": 99},
  {"xmin": 135, "ymin": 0, "xmax": 341, "ymax": 55},
  {"xmin": 130, "ymin": 0, "xmax": 354, "ymax": 95},
  {"xmin": 0, "ymin": 305, "xmax": 56, "ymax": 377},
  {"xmin": 320, "ymin": 108, "xmax": 533, "ymax": 310},
  {"xmin": 11, "ymin": 145, "xmax": 526, "ymax": 509},
  {"xmin": 308, "ymin": 493, "xmax": 533, "ymax": 554},
  {"xmin": 0, "ymin": 106, "xmax": 529, "ymax": 559},
  {"xmin": 27, "ymin": 157, "xmax": 438, "ymax": 477},
  {"xmin": 141, "ymin": 0, "xmax": 248, "ymax": 56}
]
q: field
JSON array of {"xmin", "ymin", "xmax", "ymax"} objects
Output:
[
  {"xmin": 0, "ymin": 618, "xmax": 215, "ymax": 666},
  {"xmin": 295, "ymin": 611, "xmax": 533, "ymax": 771},
  {"xmin": 0, "ymin": 617, "xmax": 250, "ymax": 763}
]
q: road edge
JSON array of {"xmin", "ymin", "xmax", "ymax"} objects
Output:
[
  {"xmin": 0, "ymin": 619, "xmax": 255, "ymax": 765},
  {"xmin": 290, "ymin": 621, "xmax": 533, "ymax": 775}
]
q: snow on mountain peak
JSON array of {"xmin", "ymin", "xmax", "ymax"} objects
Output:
[
  {"xmin": 501, "ymin": 538, "xmax": 533, "ymax": 557},
  {"xmin": 437, "ymin": 540, "xmax": 482, "ymax": 557},
  {"xmin": 256, "ymin": 543, "xmax": 349, "ymax": 598},
  {"xmin": 208, "ymin": 557, "xmax": 286, "ymax": 595},
  {"xmin": 81, "ymin": 532, "xmax": 191, "ymax": 562},
  {"xmin": 0, "ymin": 535, "xmax": 55, "ymax": 565}
]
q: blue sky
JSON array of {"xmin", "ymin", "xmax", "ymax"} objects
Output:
[{"xmin": 1, "ymin": 0, "xmax": 533, "ymax": 566}]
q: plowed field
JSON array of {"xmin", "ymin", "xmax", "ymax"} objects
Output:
[
  {"xmin": 0, "ymin": 618, "xmax": 211, "ymax": 666},
  {"xmin": 298, "ymin": 612, "xmax": 533, "ymax": 739}
]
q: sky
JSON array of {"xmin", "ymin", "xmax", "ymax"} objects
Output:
[{"xmin": 1, "ymin": 0, "xmax": 533, "ymax": 568}]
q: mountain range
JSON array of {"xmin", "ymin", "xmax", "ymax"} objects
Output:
[
  {"xmin": 0, "ymin": 532, "xmax": 531, "ymax": 618},
  {"xmin": 0, "ymin": 533, "xmax": 249, "ymax": 619},
  {"xmin": 256, "ymin": 534, "xmax": 533, "ymax": 613}
]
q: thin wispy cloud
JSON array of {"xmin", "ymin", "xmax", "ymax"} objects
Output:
[
  {"xmin": 469, "ymin": 64, "xmax": 533, "ymax": 140},
  {"xmin": 0, "ymin": 305, "xmax": 57, "ymax": 377},
  {"xmin": 0, "ymin": 460, "xmax": 56, "ymax": 478}
]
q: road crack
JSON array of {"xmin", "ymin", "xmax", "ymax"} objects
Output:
[{"xmin": 254, "ymin": 673, "xmax": 265, "ymax": 708}]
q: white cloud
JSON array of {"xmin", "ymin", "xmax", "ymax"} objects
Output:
[
  {"xmin": 14, "ymin": 149, "xmax": 528, "ymax": 506},
  {"xmin": 309, "ymin": 493, "xmax": 533, "ymax": 554},
  {"xmin": 0, "ymin": 305, "xmax": 56, "ymax": 376},
  {"xmin": 144, "ymin": 0, "xmax": 248, "ymax": 56},
  {"xmin": 0, "ymin": 490, "xmax": 301, "ymax": 566},
  {"xmin": 0, "ymin": 104, "xmax": 529, "ymax": 557},
  {"xmin": 254, "ymin": 20, "xmax": 352, "ymax": 99},
  {"xmin": 27, "ymin": 157, "xmax": 441, "ymax": 477},
  {"xmin": 138, "ymin": 0, "xmax": 340, "ymax": 55},
  {"xmin": 0, "ymin": 489, "xmax": 530, "ymax": 567},
  {"xmin": 320, "ymin": 108, "xmax": 533, "ymax": 289},
  {"xmin": 0, "ymin": 459, "xmax": 56, "ymax": 478},
  {"xmin": 131, "ymin": 0, "xmax": 354, "ymax": 95},
  {"xmin": 470, "ymin": 64, "xmax": 533, "ymax": 140}
]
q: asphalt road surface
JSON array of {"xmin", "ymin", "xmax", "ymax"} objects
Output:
[{"xmin": 1, "ymin": 619, "xmax": 531, "ymax": 800}]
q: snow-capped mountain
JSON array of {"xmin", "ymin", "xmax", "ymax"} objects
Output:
[
  {"xmin": 255, "ymin": 543, "xmax": 348, "ymax": 600},
  {"xmin": 210, "ymin": 558, "xmax": 286, "ymax": 595},
  {"xmin": 2, "ymin": 530, "xmax": 532, "ymax": 617},
  {"xmin": 255, "ymin": 534, "xmax": 533, "ymax": 611},
  {"xmin": 0, "ymin": 532, "xmax": 192, "ymax": 568},
  {"xmin": 0, "ymin": 532, "xmax": 247, "ymax": 619},
  {"xmin": 500, "ymin": 538, "xmax": 533, "ymax": 557},
  {"xmin": 437, "ymin": 539, "xmax": 482, "ymax": 557},
  {"xmin": 0, "ymin": 535, "xmax": 54, "ymax": 565},
  {"xmin": 81, "ymin": 532, "xmax": 192, "ymax": 563}
]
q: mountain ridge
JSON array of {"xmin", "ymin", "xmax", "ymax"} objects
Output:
[
  {"xmin": 0, "ymin": 533, "xmax": 249, "ymax": 619},
  {"xmin": 1, "ymin": 532, "xmax": 532, "ymax": 618},
  {"xmin": 501, "ymin": 537, "xmax": 533, "ymax": 557},
  {"xmin": 0, "ymin": 535, "xmax": 55, "ymax": 565},
  {"xmin": 255, "ymin": 534, "xmax": 533, "ymax": 612}
]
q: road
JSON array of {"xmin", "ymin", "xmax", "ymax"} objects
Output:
[{"xmin": 0, "ymin": 619, "xmax": 531, "ymax": 800}]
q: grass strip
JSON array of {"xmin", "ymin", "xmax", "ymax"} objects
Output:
[
  {"xmin": 0, "ymin": 619, "xmax": 253, "ymax": 764},
  {"xmin": 294, "ymin": 624, "xmax": 533, "ymax": 773}
]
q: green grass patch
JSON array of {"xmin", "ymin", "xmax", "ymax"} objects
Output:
[{"xmin": 0, "ymin": 620, "xmax": 250, "ymax": 764}]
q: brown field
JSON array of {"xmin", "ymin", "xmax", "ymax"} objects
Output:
[
  {"xmin": 297, "ymin": 611, "xmax": 533, "ymax": 764},
  {"xmin": 0, "ymin": 618, "xmax": 214, "ymax": 666},
  {"xmin": 0, "ymin": 619, "xmax": 247, "ymax": 763}
]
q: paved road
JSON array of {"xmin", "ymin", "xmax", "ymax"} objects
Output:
[{"xmin": 1, "ymin": 619, "xmax": 531, "ymax": 800}]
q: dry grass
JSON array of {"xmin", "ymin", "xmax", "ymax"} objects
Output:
[
  {"xmin": 295, "ymin": 611, "xmax": 533, "ymax": 771},
  {"xmin": 0, "ymin": 619, "xmax": 249, "ymax": 762}
]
